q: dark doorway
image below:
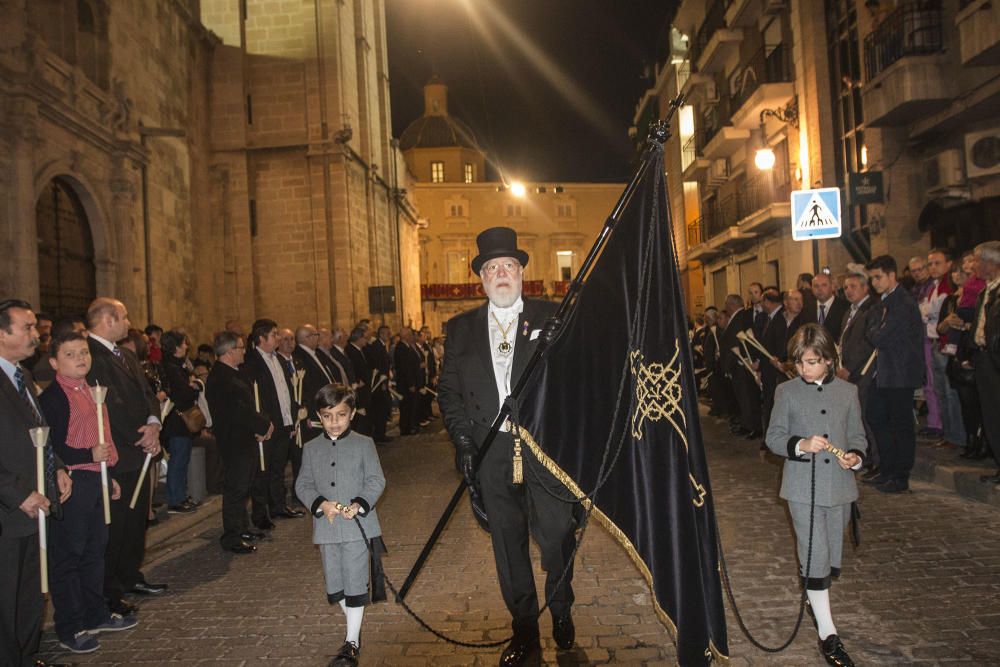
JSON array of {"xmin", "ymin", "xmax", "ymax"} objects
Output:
[{"xmin": 36, "ymin": 177, "xmax": 97, "ymax": 317}]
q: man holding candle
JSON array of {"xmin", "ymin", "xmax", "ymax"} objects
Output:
[
  {"xmin": 0, "ymin": 299, "xmax": 72, "ymax": 666},
  {"xmin": 85, "ymin": 297, "xmax": 167, "ymax": 615},
  {"xmin": 40, "ymin": 331, "xmax": 138, "ymax": 653}
]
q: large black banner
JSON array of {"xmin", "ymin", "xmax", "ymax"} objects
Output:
[{"xmin": 514, "ymin": 149, "xmax": 729, "ymax": 665}]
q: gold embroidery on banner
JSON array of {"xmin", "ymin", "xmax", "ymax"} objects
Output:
[
  {"xmin": 515, "ymin": 426, "xmax": 730, "ymax": 665},
  {"xmin": 629, "ymin": 345, "xmax": 686, "ymax": 447}
]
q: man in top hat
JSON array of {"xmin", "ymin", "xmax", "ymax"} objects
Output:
[{"xmin": 438, "ymin": 227, "xmax": 579, "ymax": 666}]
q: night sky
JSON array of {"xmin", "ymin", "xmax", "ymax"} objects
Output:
[{"xmin": 386, "ymin": 0, "xmax": 678, "ymax": 184}]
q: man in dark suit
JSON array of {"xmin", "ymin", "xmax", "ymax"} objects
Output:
[
  {"xmin": 0, "ymin": 299, "xmax": 72, "ymax": 666},
  {"xmin": 85, "ymin": 297, "xmax": 166, "ymax": 613},
  {"xmin": 318, "ymin": 328, "xmax": 350, "ymax": 386},
  {"xmin": 755, "ymin": 288, "xmax": 788, "ymax": 432},
  {"xmin": 971, "ymin": 242, "xmax": 1000, "ymax": 483},
  {"xmin": 836, "ymin": 273, "xmax": 879, "ymax": 474},
  {"xmin": 241, "ymin": 319, "xmax": 303, "ymax": 527},
  {"xmin": 329, "ymin": 328, "xmax": 357, "ymax": 385},
  {"xmin": 205, "ymin": 332, "xmax": 272, "ymax": 554},
  {"xmin": 747, "ymin": 282, "xmax": 767, "ymax": 339},
  {"xmin": 292, "ymin": 325, "xmax": 335, "ymax": 445},
  {"xmin": 438, "ymin": 227, "xmax": 578, "ymax": 665},
  {"xmin": 394, "ymin": 326, "xmax": 423, "ymax": 436},
  {"xmin": 812, "ymin": 273, "xmax": 849, "ymax": 340},
  {"xmin": 417, "ymin": 325, "xmax": 437, "ymax": 425},
  {"xmin": 865, "ymin": 256, "xmax": 925, "ymax": 493},
  {"xmin": 345, "ymin": 327, "xmax": 373, "ymax": 435},
  {"xmin": 719, "ymin": 294, "xmax": 760, "ymax": 437},
  {"xmin": 365, "ymin": 326, "xmax": 393, "ymax": 443}
]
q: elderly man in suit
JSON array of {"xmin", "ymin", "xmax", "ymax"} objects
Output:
[
  {"xmin": 0, "ymin": 299, "xmax": 73, "ymax": 666},
  {"xmin": 206, "ymin": 332, "xmax": 272, "ymax": 554},
  {"xmin": 345, "ymin": 327, "xmax": 372, "ymax": 435},
  {"xmin": 394, "ymin": 327, "xmax": 423, "ymax": 437},
  {"xmin": 836, "ymin": 273, "xmax": 879, "ymax": 475},
  {"xmin": 719, "ymin": 294, "xmax": 761, "ymax": 438},
  {"xmin": 439, "ymin": 227, "xmax": 578, "ymax": 666},
  {"xmin": 971, "ymin": 241, "xmax": 1000, "ymax": 484},
  {"xmin": 85, "ymin": 298, "xmax": 166, "ymax": 614},
  {"xmin": 756, "ymin": 287, "xmax": 788, "ymax": 432},
  {"xmin": 864, "ymin": 256, "xmax": 925, "ymax": 493},
  {"xmin": 293, "ymin": 324, "xmax": 335, "ymax": 444},
  {"xmin": 365, "ymin": 325, "xmax": 393, "ymax": 444},
  {"xmin": 812, "ymin": 273, "xmax": 849, "ymax": 340}
]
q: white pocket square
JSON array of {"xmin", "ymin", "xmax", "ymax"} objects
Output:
[{"xmin": 529, "ymin": 329, "xmax": 541, "ymax": 341}]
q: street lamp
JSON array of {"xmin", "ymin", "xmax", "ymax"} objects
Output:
[
  {"xmin": 755, "ymin": 146, "xmax": 776, "ymax": 171},
  {"xmin": 510, "ymin": 181, "xmax": 526, "ymax": 198},
  {"xmin": 755, "ymin": 98, "xmax": 799, "ymax": 172}
]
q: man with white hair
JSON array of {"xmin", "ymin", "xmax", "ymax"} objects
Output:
[{"xmin": 972, "ymin": 241, "xmax": 1000, "ymax": 484}]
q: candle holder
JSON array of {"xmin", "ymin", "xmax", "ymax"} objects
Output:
[{"xmin": 90, "ymin": 384, "xmax": 112, "ymax": 524}]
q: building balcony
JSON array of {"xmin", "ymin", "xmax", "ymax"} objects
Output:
[
  {"xmin": 862, "ymin": 2, "xmax": 956, "ymax": 126},
  {"xmin": 730, "ymin": 45, "xmax": 796, "ymax": 130},
  {"xmin": 681, "ymin": 132, "xmax": 711, "ymax": 179},
  {"xmin": 703, "ymin": 126, "xmax": 750, "ymax": 160},
  {"xmin": 735, "ymin": 168, "xmax": 792, "ymax": 236},
  {"xmin": 691, "ymin": 0, "xmax": 742, "ymax": 75},
  {"xmin": 956, "ymin": 0, "xmax": 1000, "ymax": 66},
  {"xmin": 422, "ymin": 280, "xmax": 545, "ymax": 301}
]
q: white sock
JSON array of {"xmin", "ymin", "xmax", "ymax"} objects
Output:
[
  {"xmin": 807, "ymin": 589, "xmax": 837, "ymax": 640},
  {"xmin": 339, "ymin": 601, "xmax": 364, "ymax": 646}
]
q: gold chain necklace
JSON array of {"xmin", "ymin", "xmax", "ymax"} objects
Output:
[{"xmin": 491, "ymin": 312, "xmax": 515, "ymax": 356}]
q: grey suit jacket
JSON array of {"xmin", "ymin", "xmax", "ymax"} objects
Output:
[
  {"xmin": 295, "ymin": 429, "xmax": 384, "ymax": 544},
  {"xmin": 765, "ymin": 376, "xmax": 868, "ymax": 507}
]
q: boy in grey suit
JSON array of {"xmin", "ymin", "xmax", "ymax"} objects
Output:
[
  {"xmin": 296, "ymin": 385, "xmax": 386, "ymax": 667},
  {"xmin": 766, "ymin": 324, "xmax": 867, "ymax": 667}
]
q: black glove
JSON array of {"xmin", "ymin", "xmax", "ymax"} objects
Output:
[
  {"xmin": 454, "ymin": 435, "xmax": 477, "ymax": 486},
  {"xmin": 540, "ymin": 316, "xmax": 562, "ymax": 346}
]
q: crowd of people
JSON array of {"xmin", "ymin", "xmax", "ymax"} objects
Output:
[
  {"xmin": 692, "ymin": 240, "xmax": 1000, "ymax": 493},
  {"xmin": 0, "ymin": 294, "xmax": 443, "ymax": 665}
]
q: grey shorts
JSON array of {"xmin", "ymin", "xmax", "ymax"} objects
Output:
[
  {"xmin": 319, "ymin": 540, "xmax": 370, "ymax": 607},
  {"xmin": 788, "ymin": 501, "xmax": 849, "ymax": 590}
]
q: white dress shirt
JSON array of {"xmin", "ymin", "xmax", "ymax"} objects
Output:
[
  {"xmin": 301, "ymin": 346, "xmax": 333, "ymax": 383},
  {"xmin": 258, "ymin": 348, "xmax": 293, "ymax": 426},
  {"xmin": 487, "ymin": 296, "xmax": 524, "ymax": 424}
]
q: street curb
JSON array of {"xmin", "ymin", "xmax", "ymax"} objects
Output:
[{"xmin": 911, "ymin": 440, "xmax": 1000, "ymax": 508}]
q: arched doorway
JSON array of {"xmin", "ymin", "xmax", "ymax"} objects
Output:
[{"xmin": 35, "ymin": 177, "xmax": 97, "ymax": 317}]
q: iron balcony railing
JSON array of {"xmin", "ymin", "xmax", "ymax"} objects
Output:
[
  {"xmin": 690, "ymin": 0, "xmax": 730, "ymax": 65},
  {"xmin": 730, "ymin": 43, "xmax": 794, "ymax": 113},
  {"xmin": 691, "ymin": 160, "xmax": 792, "ymax": 245},
  {"xmin": 864, "ymin": 1, "xmax": 944, "ymax": 81}
]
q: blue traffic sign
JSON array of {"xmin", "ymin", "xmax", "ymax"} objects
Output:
[{"xmin": 790, "ymin": 187, "xmax": 842, "ymax": 241}]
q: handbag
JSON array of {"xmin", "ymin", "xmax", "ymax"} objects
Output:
[{"xmin": 179, "ymin": 404, "xmax": 207, "ymax": 433}]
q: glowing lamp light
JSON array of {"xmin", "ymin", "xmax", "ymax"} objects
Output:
[
  {"xmin": 510, "ymin": 181, "xmax": 527, "ymax": 198},
  {"xmin": 755, "ymin": 147, "xmax": 776, "ymax": 171}
]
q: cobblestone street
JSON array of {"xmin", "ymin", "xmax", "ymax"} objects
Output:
[{"xmin": 39, "ymin": 408, "xmax": 1000, "ymax": 666}]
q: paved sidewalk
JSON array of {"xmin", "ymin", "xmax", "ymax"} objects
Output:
[{"xmin": 38, "ymin": 410, "xmax": 1000, "ymax": 665}]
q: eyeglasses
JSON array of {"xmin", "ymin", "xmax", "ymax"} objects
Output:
[{"xmin": 482, "ymin": 260, "xmax": 521, "ymax": 276}]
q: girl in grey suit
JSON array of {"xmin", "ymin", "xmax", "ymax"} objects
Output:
[
  {"xmin": 296, "ymin": 385, "xmax": 385, "ymax": 667},
  {"xmin": 765, "ymin": 324, "xmax": 867, "ymax": 667}
]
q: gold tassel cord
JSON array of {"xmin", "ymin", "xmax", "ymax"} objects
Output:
[{"xmin": 512, "ymin": 437, "xmax": 523, "ymax": 484}]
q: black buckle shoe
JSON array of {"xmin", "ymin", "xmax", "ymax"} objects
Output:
[
  {"xmin": 499, "ymin": 636, "xmax": 541, "ymax": 666},
  {"xmin": 130, "ymin": 580, "xmax": 168, "ymax": 595},
  {"xmin": 820, "ymin": 634, "xmax": 855, "ymax": 667},
  {"xmin": 327, "ymin": 640, "xmax": 360, "ymax": 667},
  {"xmin": 552, "ymin": 613, "xmax": 575, "ymax": 650}
]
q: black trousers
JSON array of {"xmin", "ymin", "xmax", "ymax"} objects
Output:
[
  {"xmin": 478, "ymin": 432, "xmax": 577, "ymax": 638},
  {"xmin": 733, "ymin": 368, "xmax": 762, "ymax": 432},
  {"xmin": 975, "ymin": 351, "xmax": 1000, "ymax": 467},
  {"xmin": 50, "ymin": 471, "xmax": 109, "ymax": 641},
  {"xmin": 252, "ymin": 425, "xmax": 292, "ymax": 521},
  {"xmin": 0, "ymin": 533, "xmax": 43, "ymax": 666},
  {"xmin": 398, "ymin": 390, "xmax": 417, "ymax": 434},
  {"xmin": 105, "ymin": 467, "xmax": 150, "ymax": 602},
  {"xmin": 867, "ymin": 386, "xmax": 916, "ymax": 483},
  {"xmin": 219, "ymin": 438, "xmax": 255, "ymax": 549},
  {"xmin": 370, "ymin": 390, "xmax": 391, "ymax": 441}
]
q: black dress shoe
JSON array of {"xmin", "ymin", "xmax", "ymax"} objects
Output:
[
  {"xmin": 552, "ymin": 613, "xmax": 575, "ymax": 650},
  {"xmin": 499, "ymin": 636, "xmax": 541, "ymax": 666},
  {"xmin": 109, "ymin": 598, "xmax": 138, "ymax": 616},
  {"xmin": 240, "ymin": 531, "xmax": 262, "ymax": 542},
  {"xmin": 244, "ymin": 529, "xmax": 266, "ymax": 539},
  {"xmin": 227, "ymin": 541, "xmax": 257, "ymax": 554},
  {"xmin": 876, "ymin": 479, "xmax": 909, "ymax": 494},
  {"xmin": 273, "ymin": 507, "xmax": 304, "ymax": 519},
  {"xmin": 254, "ymin": 519, "xmax": 276, "ymax": 530},
  {"xmin": 819, "ymin": 634, "xmax": 855, "ymax": 666},
  {"xmin": 861, "ymin": 473, "xmax": 886, "ymax": 485},
  {"xmin": 328, "ymin": 640, "xmax": 360, "ymax": 666},
  {"xmin": 131, "ymin": 581, "xmax": 168, "ymax": 595}
]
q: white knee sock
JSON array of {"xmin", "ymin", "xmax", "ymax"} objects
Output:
[
  {"xmin": 806, "ymin": 589, "xmax": 837, "ymax": 640},
  {"xmin": 338, "ymin": 600, "xmax": 364, "ymax": 645}
]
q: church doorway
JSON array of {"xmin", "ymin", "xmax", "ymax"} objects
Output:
[{"xmin": 35, "ymin": 177, "xmax": 97, "ymax": 317}]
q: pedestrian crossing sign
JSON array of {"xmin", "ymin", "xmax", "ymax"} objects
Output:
[{"xmin": 790, "ymin": 187, "xmax": 842, "ymax": 241}]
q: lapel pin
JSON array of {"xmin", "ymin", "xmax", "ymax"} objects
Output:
[{"xmin": 522, "ymin": 320, "xmax": 529, "ymax": 336}]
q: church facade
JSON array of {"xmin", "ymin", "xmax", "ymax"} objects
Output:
[{"xmin": 0, "ymin": 0, "xmax": 421, "ymax": 343}]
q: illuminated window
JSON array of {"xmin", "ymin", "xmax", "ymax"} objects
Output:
[
  {"xmin": 464, "ymin": 163, "xmax": 474, "ymax": 183},
  {"xmin": 431, "ymin": 161, "xmax": 444, "ymax": 183},
  {"xmin": 555, "ymin": 201, "xmax": 576, "ymax": 218},
  {"xmin": 446, "ymin": 251, "xmax": 469, "ymax": 282},
  {"xmin": 556, "ymin": 251, "xmax": 574, "ymax": 281},
  {"xmin": 505, "ymin": 203, "xmax": 523, "ymax": 218},
  {"xmin": 448, "ymin": 203, "xmax": 465, "ymax": 217}
]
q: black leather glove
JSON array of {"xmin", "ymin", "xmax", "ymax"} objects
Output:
[
  {"xmin": 454, "ymin": 435, "xmax": 477, "ymax": 486},
  {"xmin": 541, "ymin": 316, "xmax": 563, "ymax": 346}
]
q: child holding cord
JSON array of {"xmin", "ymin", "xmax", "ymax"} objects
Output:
[
  {"xmin": 295, "ymin": 384, "xmax": 386, "ymax": 667},
  {"xmin": 765, "ymin": 323, "xmax": 867, "ymax": 667}
]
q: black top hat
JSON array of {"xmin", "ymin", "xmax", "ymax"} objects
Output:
[{"xmin": 471, "ymin": 227, "xmax": 529, "ymax": 275}]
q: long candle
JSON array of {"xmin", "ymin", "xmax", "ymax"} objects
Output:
[
  {"xmin": 92, "ymin": 384, "xmax": 112, "ymax": 525},
  {"xmin": 129, "ymin": 453, "xmax": 152, "ymax": 510},
  {"xmin": 254, "ymin": 382, "xmax": 266, "ymax": 471},
  {"xmin": 29, "ymin": 427, "xmax": 49, "ymax": 594}
]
